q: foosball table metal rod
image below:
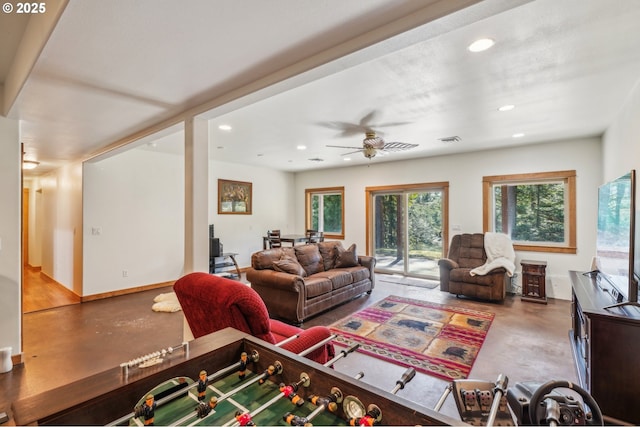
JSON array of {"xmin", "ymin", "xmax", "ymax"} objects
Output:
[
  {"xmin": 485, "ymin": 374, "xmax": 508, "ymax": 427},
  {"xmin": 275, "ymin": 334, "xmax": 300, "ymax": 347},
  {"xmin": 224, "ymin": 372, "xmax": 311, "ymax": 427},
  {"xmin": 297, "ymin": 334, "xmax": 337, "ymax": 357},
  {"xmin": 179, "ymin": 361, "xmax": 284, "ymax": 425},
  {"xmin": 433, "ymin": 383, "xmax": 453, "ymax": 412},
  {"xmin": 323, "ymin": 343, "xmax": 360, "ymax": 367},
  {"xmin": 283, "ymin": 387, "xmax": 344, "ymax": 426},
  {"xmin": 106, "ymin": 351, "xmax": 263, "ymax": 427},
  {"xmin": 389, "ymin": 367, "xmax": 416, "ymax": 395}
]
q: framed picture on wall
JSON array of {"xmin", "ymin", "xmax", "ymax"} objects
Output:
[{"xmin": 218, "ymin": 179, "xmax": 252, "ymax": 214}]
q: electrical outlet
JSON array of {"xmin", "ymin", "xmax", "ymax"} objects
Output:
[{"xmin": 122, "ymin": 270, "xmax": 128, "ymax": 277}]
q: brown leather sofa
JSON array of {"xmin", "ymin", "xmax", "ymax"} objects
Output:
[
  {"xmin": 246, "ymin": 241, "xmax": 375, "ymax": 324},
  {"xmin": 438, "ymin": 233, "xmax": 509, "ymax": 301}
]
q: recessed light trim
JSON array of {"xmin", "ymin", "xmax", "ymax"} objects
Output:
[
  {"xmin": 468, "ymin": 38, "xmax": 495, "ymax": 52},
  {"xmin": 218, "ymin": 124, "xmax": 232, "ymax": 131},
  {"xmin": 297, "ymin": 145, "xmax": 307, "ymax": 150},
  {"xmin": 512, "ymin": 133, "xmax": 525, "ymax": 138},
  {"xmin": 498, "ymin": 104, "xmax": 515, "ymax": 112}
]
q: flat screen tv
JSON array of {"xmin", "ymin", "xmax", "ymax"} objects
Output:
[{"xmin": 595, "ymin": 169, "xmax": 638, "ymax": 309}]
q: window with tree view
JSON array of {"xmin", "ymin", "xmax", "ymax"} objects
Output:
[
  {"xmin": 306, "ymin": 187, "xmax": 344, "ymax": 239},
  {"xmin": 483, "ymin": 171, "xmax": 576, "ymax": 253}
]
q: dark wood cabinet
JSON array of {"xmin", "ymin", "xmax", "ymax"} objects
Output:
[
  {"xmin": 569, "ymin": 270, "xmax": 640, "ymax": 425},
  {"xmin": 521, "ymin": 260, "xmax": 547, "ymax": 303}
]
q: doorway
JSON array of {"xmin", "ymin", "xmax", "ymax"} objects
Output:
[{"xmin": 367, "ymin": 182, "xmax": 448, "ymax": 279}]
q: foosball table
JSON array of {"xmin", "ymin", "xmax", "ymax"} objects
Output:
[{"xmin": 11, "ymin": 328, "xmax": 462, "ymax": 426}]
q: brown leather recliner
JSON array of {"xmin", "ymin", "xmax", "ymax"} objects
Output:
[{"xmin": 438, "ymin": 233, "xmax": 509, "ymax": 301}]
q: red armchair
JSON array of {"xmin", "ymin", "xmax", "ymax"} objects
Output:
[{"xmin": 173, "ymin": 272, "xmax": 334, "ymax": 364}]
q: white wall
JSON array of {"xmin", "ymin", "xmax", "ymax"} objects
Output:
[
  {"xmin": 0, "ymin": 116, "xmax": 21, "ymax": 354},
  {"xmin": 295, "ymin": 137, "xmax": 602, "ymax": 300},
  {"xmin": 209, "ymin": 159, "xmax": 295, "ymax": 269},
  {"xmin": 83, "ymin": 148, "xmax": 185, "ymax": 296},
  {"xmin": 603, "ymin": 80, "xmax": 640, "ymax": 181}
]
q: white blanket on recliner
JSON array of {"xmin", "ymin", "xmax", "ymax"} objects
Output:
[{"xmin": 470, "ymin": 232, "xmax": 516, "ymax": 277}]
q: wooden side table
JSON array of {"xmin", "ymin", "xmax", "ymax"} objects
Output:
[{"xmin": 521, "ymin": 260, "xmax": 547, "ymax": 304}]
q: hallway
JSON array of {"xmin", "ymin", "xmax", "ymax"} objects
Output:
[{"xmin": 22, "ymin": 266, "xmax": 80, "ymax": 313}]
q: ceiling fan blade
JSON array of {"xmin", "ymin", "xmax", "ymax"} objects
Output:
[
  {"xmin": 326, "ymin": 145, "xmax": 365, "ymax": 150},
  {"xmin": 381, "ymin": 142, "xmax": 418, "ymax": 152},
  {"xmin": 340, "ymin": 150, "xmax": 365, "ymax": 156}
]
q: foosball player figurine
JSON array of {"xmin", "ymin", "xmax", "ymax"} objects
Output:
[
  {"xmin": 134, "ymin": 394, "xmax": 157, "ymax": 426},
  {"xmin": 283, "ymin": 412, "xmax": 310, "ymax": 426},
  {"xmin": 279, "ymin": 382, "xmax": 305, "ymax": 407},
  {"xmin": 348, "ymin": 404, "xmax": 382, "ymax": 426},
  {"xmin": 235, "ymin": 410, "xmax": 255, "ymax": 426},
  {"xmin": 258, "ymin": 364, "xmax": 276, "ymax": 385},
  {"xmin": 197, "ymin": 370, "xmax": 208, "ymax": 401},
  {"xmin": 238, "ymin": 352, "xmax": 249, "ymax": 380},
  {"xmin": 196, "ymin": 396, "xmax": 218, "ymax": 419}
]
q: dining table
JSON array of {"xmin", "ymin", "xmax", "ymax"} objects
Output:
[{"xmin": 262, "ymin": 234, "xmax": 317, "ymax": 249}]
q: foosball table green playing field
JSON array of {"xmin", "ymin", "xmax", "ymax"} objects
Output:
[{"xmin": 11, "ymin": 328, "xmax": 462, "ymax": 426}]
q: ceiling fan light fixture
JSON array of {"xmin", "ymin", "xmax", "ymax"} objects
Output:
[
  {"xmin": 363, "ymin": 132, "xmax": 384, "ymax": 149},
  {"xmin": 23, "ymin": 160, "xmax": 40, "ymax": 170},
  {"xmin": 363, "ymin": 146, "xmax": 378, "ymax": 159}
]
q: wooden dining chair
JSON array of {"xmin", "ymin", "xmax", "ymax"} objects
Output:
[
  {"xmin": 305, "ymin": 229, "xmax": 322, "ymax": 244},
  {"xmin": 267, "ymin": 229, "xmax": 282, "ymax": 249}
]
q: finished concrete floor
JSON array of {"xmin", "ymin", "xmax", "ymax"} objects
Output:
[{"xmin": 0, "ymin": 276, "xmax": 576, "ymax": 424}]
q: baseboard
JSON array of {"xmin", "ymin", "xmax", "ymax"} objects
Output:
[
  {"xmin": 81, "ymin": 281, "xmax": 175, "ymax": 302},
  {"xmin": 11, "ymin": 352, "xmax": 24, "ymax": 366},
  {"xmin": 39, "ymin": 271, "xmax": 81, "ymax": 300}
]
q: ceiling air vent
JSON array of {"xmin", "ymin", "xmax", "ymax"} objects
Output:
[
  {"xmin": 308, "ymin": 158, "xmax": 324, "ymax": 162},
  {"xmin": 438, "ymin": 136, "xmax": 461, "ymax": 144}
]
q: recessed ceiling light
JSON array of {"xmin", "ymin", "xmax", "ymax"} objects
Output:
[
  {"xmin": 468, "ymin": 38, "xmax": 495, "ymax": 52},
  {"xmin": 343, "ymin": 157, "xmax": 351, "ymax": 161},
  {"xmin": 297, "ymin": 145, "xmax": 307, "ymax": 150},
  {"xmin": 218, "ymin": 124, "xmax": 232, "ymax": 131},
  {"xmin": 498, "ymin": 104, "xmax": 515, "ymax": 112},
  {"xmin": 512, "ymin": 133, "xmax": 525, "ymax": 138}
]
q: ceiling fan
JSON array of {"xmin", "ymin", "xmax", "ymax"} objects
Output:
[{"xmin": 327, "ymin": 131, "xmax": 418, "ymax": 159}]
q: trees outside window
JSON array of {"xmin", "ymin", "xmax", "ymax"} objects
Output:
[
  {"xmin": 483, "ymin": 170, "xmax": 576, "ymax": 253},
  {"xmin": 305, "ymin": 187, "xmax": 344, "ymax": 239}
]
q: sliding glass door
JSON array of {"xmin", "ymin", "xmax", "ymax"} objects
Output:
[{"xmin": 370, "ymin": 184, "xmax": 447, "ymax": 279}]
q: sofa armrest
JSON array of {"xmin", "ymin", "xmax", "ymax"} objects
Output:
[
  {"xmin": 358, "ymin": 255, "xmax": 376, "ymax": 289},
  {"xmin": 246, "ymin": 268, "xmax": 305, "ymax": 294},
  {"xmin": 437, "ymin": 258, "xmax": 459, "ymax": 270}
]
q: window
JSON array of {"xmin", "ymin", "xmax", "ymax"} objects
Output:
[
  {"xmin": 305, "ymin": 187, "xmax": 344, "ymax": 239},
  {"xmin": 483, "ymin": 170, "xmax": 576, "ymax": 253}
]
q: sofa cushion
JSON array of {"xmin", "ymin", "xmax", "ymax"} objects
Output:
[
  {"xmin": 273, "ymin": 257, "xmax": 307, "ymax": 277},
  {"xmin": 335, "ymin": 243, "xmax": 358, "ymax": 268},
  {"xmin": 317, "ymin": 241, "xmax": 339, "ymax": 270},
  {"xmin": 451, "ymin": 268, "xmax": 497, "ymax": 286},
  {"xmin": 295, "ymin": 244, "xmax": 324, "ymax": 276},
  {"xmin": 252, "ymin": 247, "xmax": 295, "ymax": 270},
  {"xmin": 303, "ymin": 276, "xmax": 333, "ymax": 298},
  {"xmin": 348, "ymin": 265, "xmax": 371, "ymax": 283},
  {"xmin": 314, "ymin": 270, "xmax": 353, "ymax": 290}
]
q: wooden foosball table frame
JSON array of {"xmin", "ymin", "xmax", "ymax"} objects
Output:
[{"xmin": 11, "ymin": 328, "xmax": 462, "ymax": 426}]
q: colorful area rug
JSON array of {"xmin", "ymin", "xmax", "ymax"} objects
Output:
[{"xmin": 330, "ymin": 295, "xmax": 494, "ymax": 381}]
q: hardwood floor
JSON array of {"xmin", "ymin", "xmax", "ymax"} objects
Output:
[{"xmin": 22, "ymin": 266, "xmax": 80, "ymax": 313}]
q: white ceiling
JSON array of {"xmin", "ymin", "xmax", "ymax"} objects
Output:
[{"xmin": 5, "ymin": 0, "xmax": 640, "ymax": 175}]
